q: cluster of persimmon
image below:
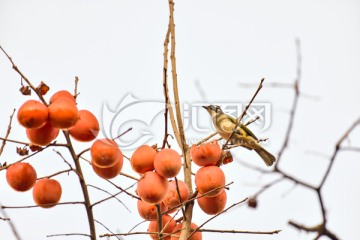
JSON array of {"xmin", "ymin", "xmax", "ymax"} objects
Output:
[
  {"xmin": 6, "ymin": 88, "xmax": 228, "ymax": 238},
  {"xmin": 6, "ymin": 90, "xmax": 100, "ymax": 208},
  {"xmin": 191, "ymin": 141, "xmax": 227, "ymax": 216},
  {"xmin": 131, "ymin": 141, "xmax": 227, "ymax": 239}
]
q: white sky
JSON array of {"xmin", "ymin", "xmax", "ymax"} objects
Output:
[{"xmin": 1, "ymin": 0, "xmax": 360, "ymax": 239}]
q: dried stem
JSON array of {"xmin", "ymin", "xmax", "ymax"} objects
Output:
[
  {"xmin": 74, "ymin": 76, "xmax": 80, "ymax": 99},
  {"xmin": 166, "ymin": 1, "xmax": 193, "ymax": 240},
  {"xmin": 163, "ymin": 22, "xmax": 181, "ymax": 149},
  {"xmin": 0, "ymin": 45, "xmax": 47, "ymax": 104},
  {"xmin": 0, "ymin": 109, "xmax": 16, "ymax": 157},
  {"xmin": 162, "ymin": 24, "xmax": 171, "ymax": 149}
]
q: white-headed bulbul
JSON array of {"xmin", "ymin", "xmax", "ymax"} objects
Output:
[{"xmin": 203, "ymin": 105, "xmax": 276, "ymax": 166}]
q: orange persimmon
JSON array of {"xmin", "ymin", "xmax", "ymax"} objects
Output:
[
  {"xmin": 17, "ymin": 100, "xmax": 48, "ymax": 129},
  {"xmin": 6, "ymin": 162, "xmax": 37, "ymax": 192},
  {"xmin": 68, "ymin": 109, "xmax": 99, "ymax": 142}
]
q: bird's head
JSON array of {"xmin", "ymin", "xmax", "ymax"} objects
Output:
[{"xmin": 202, "ymin": 105, "xmax": 223, "ymax": 117}]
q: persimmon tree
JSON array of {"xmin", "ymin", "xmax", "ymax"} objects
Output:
[{"xmin": 1, "ymin": 1, "xmax": 359, "ymax": 240}]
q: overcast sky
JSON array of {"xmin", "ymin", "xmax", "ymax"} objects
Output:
[{"xmin": 1, "ymin": 1, "xmax": 360, "ymax": 239}]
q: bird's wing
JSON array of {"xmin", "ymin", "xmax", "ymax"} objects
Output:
[
  {"xmin": 239, "ymin": 123, "xmax": 258, "ymax": 141},
  {"xmin": 226, "ymin": 115, "xmax": 258, "ymax": 141}
]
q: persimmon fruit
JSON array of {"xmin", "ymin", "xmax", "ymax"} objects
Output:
[
  {"xmin": 26, "ymin": 121, "xmax": 59, "ymax": 146},
  {"xmin": 49, "ymin": 90, "xmax": 76, "ymax": 104},
  {"xmin": 48, "ymin": 97, "xmax": 79, "ymax": 129},
  {"xmin": 195, "ymin": 166, "xmax": 225, "ymax": 197},
  {"xmin": 137, "ymin": 171, "xmax": 169, "ymax": 204},
  {"xmin": 190, "ymin": 141, "xmax": 221, "ymax": 166},
  {"xmin": 163, "ymin": 179, "xmax": 190, "ymax": 212},
  {"xmin": 154, "ymin": 148, "xmax": 182, "ymax": 178},
  {"xmin": 130, "ymin": 145, "xmax": 157, "ymax": 174},
  {"xmin": 148, "ymin": 214, "xmax": 176, "ymax": 240},
  {"xmin": 90, "ymin": 138, "xmax": 123, "ymax": 168},
  {"xmin": 68, "ymin": 109, "xmax": 99, "ymax": 142},
  {"xmin": 197, "ymin": 189, "xmax": 227, "ymax": 215},
  {"xmin": 92, "ymin": 157, "xmax": 123, "ymax": 179},
  {"xmin": 6, "ymin": 162, "xmax": 37, "ymax": 192},
  {"xmin": 32, "ymin": 178, "xmax": 62, "ymax": 208},
  {"xmin": 171, "ymin": 222, "xmax": 202, "ymax": 240},
  {"xmin": 137, "ymin": 200, "xmax": 167, "ymax": 221},
  {"xmin": 17, "ymin": 100, "xmax": 48, "ymax": 129}
]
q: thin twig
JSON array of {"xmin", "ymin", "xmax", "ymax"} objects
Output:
[
  {"xmin": 222, "ymin": 78, "xmax": 265, "ymax": 149},
  {"xmin": 162, "ymin": 25, "xmax": 171, "ymax": 149},
  {"xmin": 47, "ymin": 233, "xmax": 91, "ymax": 238},
  {"xmin": 319, "ymin": 117, "xmax": 360, "ymax": 188},
  {"xmin": 0, "ymin": 109, "xmax": 16, "ymax": 157},
  {"xmin": 199, "ymin": 228, "xmax": 281, "ymax": 235},
  {"xmin": 0, "ymin": 204, "xmax": 22, "ymax": 240},
  {"xmin": 37, "ymin": 169, "xmax": 74, "ymax": 180},
  {"xmin": 100, "ymin": 231, "xmax": 159, "ymax": 238},
  {"xmin": 91, "ymin": 182, "xmax": 138, "ymax": 208},
  {"xmin": 195, "ymin": 132, "xmax": 217, "ymax": 146},
  {"xmin": 245, "ymin": 116, "xmax": 260, "ymax": 126},
  {"xmin": 174, "ymin": 177, "xmax": 186, "ymax": 220},
  {"xmin": 1, "ymin": 201, "xmax": 85, "ymax": 209},
  {"xmin": 188, "ymin": 198, "xmax": 248, "ymax": 239},
  {"xmin": 95, "ymin": 219, "xmax": 122, "ymax": 240},
  {"xmin": 163, "ymin": 182, "xmax": 233, "ymax": 215},
  {"xmin": 0, "ymin": 144, "xmax": 54, "ymax": 171},
  {"xmin": 74, "ymin": 76, "xmax": 80, "ymax": 99},
  {"xmin": 0, "ymin": 45, "xmax": 47, "ymax": 104},
  {"xmin": 274, "ymin": 39, "xmax": 301, "ymax": 169},
  {"xmin": 88, "ymin": 185, "xmax": 130, "ymax": 212},
  {"xmin": 106, "ymin": 180, "xmax": 141, "ymax": 200}
]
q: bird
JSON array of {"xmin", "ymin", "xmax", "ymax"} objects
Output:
[{"xmin": 202, "ymin": 105, "xmax": 276, "ymax": 166}]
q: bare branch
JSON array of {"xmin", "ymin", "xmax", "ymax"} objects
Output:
[
  {"xmin": 188, "ymin": 198, "xmax": 248, "ymax": 239},
  {"xmin": 0, "ymin": 45, "xmax": 47, "ymax": 104},
  {"xmin": 199, "ymin": 228, "xmax": 281, "ymax": 235},
  {"xmin": 222, "ymin": 78, "xmax": 265, "ymax": 149},
  {"xmin": 0, "ymin": 109, "xmax": 16, "ymax": 157},
  {"xmin": 1, "ymin": 201, "xmax": 85, "ymax": 209},
  {"xmin": 0, "ymin": 204, "xmax": 22, "ymax": 240},
  {"xmin": 274, "ymin": 39, "xmax": 302, "ymax": 169},
  {"xmin": 47, "ymin": 233, "xmax": 91, "ymax": 238}
]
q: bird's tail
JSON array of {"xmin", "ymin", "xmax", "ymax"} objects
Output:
[{"xmin": 255, "ymin": 147, "xmax": 276, "ymax": 167}]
